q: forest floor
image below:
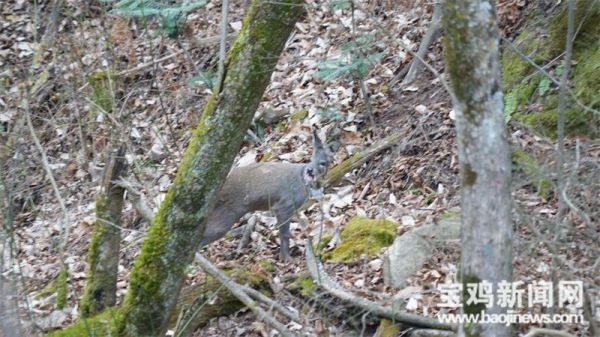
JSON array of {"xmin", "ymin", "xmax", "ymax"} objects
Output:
[{"xmin": 1, "ymin": 0, "xmax": 597, "ymax": 336}]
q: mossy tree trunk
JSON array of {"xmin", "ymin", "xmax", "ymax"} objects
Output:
[
  {"xmin": 80, "ymin": 144, "xmax": 127, "ymax": 317},
  {"xmin": 442, "ymin": 1, "xmax": 513, "ymax": 337},
  {"xmin": 119, "ymin": 1, "xmax": 305, "ymax": 336}
]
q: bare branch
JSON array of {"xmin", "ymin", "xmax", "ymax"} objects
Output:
[
  {"xmin": 522, "ymin": 328, "xmax": 576, "ymax": 337},
  {"xmin": 194, "ymin": 253, "xmax": 297, "ymax": 337},
  {"xmin": 305, "ymin": 237, "xmax": 456, "ymax": 331}
]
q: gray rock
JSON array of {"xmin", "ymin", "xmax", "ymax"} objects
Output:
[{"xmin": 383, "ymin": 216, "xmax": 460, "ymax": 288}]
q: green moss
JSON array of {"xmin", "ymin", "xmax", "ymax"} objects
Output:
[
  {"xmin": 290, "ymin": 109, "xmax": 308, "ymax": 120},
  {"xmin": 322, "ymin": 217, "xmax": 397, "ymax": 263},
  {"xmin": 289, "ymin": 273, "xmax": 315, "ymax": 297},
  {"xmin": 511, "ymin": 149, "xmax": 552, "ymax": 199},
  {"xmin": 571, "ymin": 47, "xmax": 600, "ymax": 106},
  {"xmin": 324, "ymin": 152, "xmax": 362, "ymax": 184},
  {"xmin": 517, "ymin": 107, "xmax": 593, "ymax": 139},
  {"xmin": 80, "ymin": 194, "xmax": 120, "ymax": 317},
  {"xmin": 312, "ymin": 233, "xmax": 333, "ymax": 255},
  {"xmin": 229, "ymin": 269, "xmax": 269, "ymax": 285},
  {"xmin": 260, "ymin": 151, "xmax": 273, "ymax": 162},
  {"xmin": 257, "ymin": 259, "xmax": 276, "ymax": 273},
  {"xmin": 548, "ymin": 0, "xmax": 600, "ymax": 54},
  {"xmin": 56, "ymin": 266, "xmax": 68, "ymax": 310},
  {"xmin": 46, "ymin": 309, "xmax": 122, "ymax": 337},
  {"xmin": 375, "ymin": 319, "xmax": 400, "ymax": 337},
  {"xmin": 501, "ymin": 40, "xmax": 532, "ymax": 90},
  {"xmin": 502, "ymin": 0, "xmax": 600, "ymax": 138},
  {"xmin": 88, "ymin": 71, "xmax": 115, "ymax": 115}
]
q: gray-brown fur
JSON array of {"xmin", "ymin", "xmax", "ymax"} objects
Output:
[{"xmin": 200, "ymin": 129, "xmax": 339, "ymax": 261}]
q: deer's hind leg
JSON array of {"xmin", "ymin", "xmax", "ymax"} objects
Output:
[{"xmin": 200, "ymin": 205, "xmax": 245, "ymax": 248}]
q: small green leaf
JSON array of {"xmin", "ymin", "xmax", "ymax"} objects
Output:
[
  {"xmin": 538, "ymin": 78, "xmax": 550, "ymax": 97},
  {"xmin": 504, "ymin": 89, "xmax": 518, "ymax": 123},
  {"xmin": 328, "ymin": 0, "xmax": 352, "ymax": 10}
]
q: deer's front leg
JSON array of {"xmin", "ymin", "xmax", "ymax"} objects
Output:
[{"xmin": 274, "ymin": 205, "xmax": 294, "ymax": 262}]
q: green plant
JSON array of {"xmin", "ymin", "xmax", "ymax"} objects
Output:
[
  {"xmin": 314, "ymin": 35, "xmax": 384, "ymax": 81},
  {"xmin": 328, "ymin": 0, "xmax": 352, "ymax": 10},
  {"xmin": 316, "ymin": 106, "xmax": 344, "ymax": 122},
  {"xmin": 111, "ymin": 0, "xmax": 207, "ymax": 38}
]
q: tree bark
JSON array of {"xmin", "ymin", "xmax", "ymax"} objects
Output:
[
  {"xmin": 442, "ymin": 1, "xmax": 513, "ymax": 337},
  {"xmin": 119, "ymin": 1, "xmax": 305, "ymax": 336},
  {"xmin": 80, "ymin": 144, "xmax": 127, "ymax": 317}
]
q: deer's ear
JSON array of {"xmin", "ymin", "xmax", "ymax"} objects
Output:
[{"xmin": 312, "ymin": 128, "xmax": 324, "ymax": 150}]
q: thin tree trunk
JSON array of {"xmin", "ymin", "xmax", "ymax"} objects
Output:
[
  {"xmin": 80, "ymin": 144, "xmax": 127, "ymax": 317},
  {"xmin": 119, "ymin": 1, "xmax": 305, "ymax": 336},
  {"xmin": 402, "ymin": 1, "xmax": 442, "ymax": 85},
  {"xmin": 442, "ymin": 1, "xmax": 513, "ymax": 337}
]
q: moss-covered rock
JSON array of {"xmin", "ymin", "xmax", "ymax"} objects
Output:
[
  {"xmin": 322, "ymin": 216, "xmax": 397, "ymax": 263},
  {"xmin": 502, "ymin": 0, "xmax": 600, "ymax": 138}
]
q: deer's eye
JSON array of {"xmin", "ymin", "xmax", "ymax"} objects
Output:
[{"xmin": 319, "ymin": 161, "xmax": 327, "ymax": 167}]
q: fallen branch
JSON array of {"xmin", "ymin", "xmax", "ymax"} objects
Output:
[
  {"xmin": 305, "ymin": 237, "xmax": 456, "ymax": 331},
  {"xmin": 323, "ymin": 127, "xmax": 427, "ymax": 186},
  {"xmin": 240, "ymin": 284, "xmax": 300, "ymax": 323},
  {"xmin": 411, "ymin": 329, "xmax": 455, "ymax": 337},
  {"xmin": 522, "ymin": 328, "xmax": 576, "ymax": 337},
  {"xmin": 113, "ymin": 178, "xmax": 155, "ymax": 223},
  {"xmin": 194, "ymin": 253, "xmax": 297, "ymax": 337},
  {"xmin": 323, "ymin": 133, "xmax": 400, "ymax": 186}
]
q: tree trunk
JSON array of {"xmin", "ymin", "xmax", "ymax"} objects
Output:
[
  {"xmin": 442, "ymin": 1, "xmax": 513, "ymax": 337},
  {"xmin": 80, "ymin": 144, "xmax": 127, "ymax": 317},
  {"xmin": 119, "ymin": 1, "xmax": 305, "ymax": 336}
]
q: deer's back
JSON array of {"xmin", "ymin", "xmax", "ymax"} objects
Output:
[{"xmin": 216, "ymin": 162, "xmax": 309, "ymax": 212}]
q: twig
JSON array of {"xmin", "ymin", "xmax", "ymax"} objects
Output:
[
  {"xmin": 358, "ymin": 78, "xmax": 376, "ymax": 127},
  {"xmin": 556, "ymin": 0, "xmax": 575, "ymax": 226},
  {"xmin": 393, "ymin": 39, "xmax": 457, "ymax": 104},
  {"xmin": 217, "ymin": 0, "xmax": 229, "ymax": 88},
  {"xmin": 24, "ymin": 108, "xmax": 71, "ymax": 261},
  {"xmin": 304, "ymin": 237, "xmax": 455, "ymax": 331},
  {"xmin": 194, "ymin": 253, "xmax": 297, "ymax": 337},
  {"xmin": 240, "ymin": 284, "xmax": 300, "ymax": 323},
  {"xmin": 550, "ymin": 0, "xmax": 575, "ymax": 323},
  {"xmin": 394, "ymin": 1, "xmax": 442, "ymax": 87},
  {"xmin": 76, "ymin": 34, "xmax": 236, "ymax": 93}
]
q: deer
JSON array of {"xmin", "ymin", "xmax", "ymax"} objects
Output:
[{"xmin": 199, "ymin": 128, "xmax": 340, "ymax": 261}]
